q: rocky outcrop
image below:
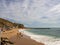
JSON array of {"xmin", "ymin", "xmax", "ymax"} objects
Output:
[{"xmin": 0, "ymin": 18, "xmax": 24, "ymax": 29}]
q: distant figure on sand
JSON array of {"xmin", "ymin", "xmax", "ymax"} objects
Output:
[
  {"xmin": 0, "ymin": 27, "xmax": 4, "ymax": 33},
  {"xmin": 17, "ymin": 29, "xmax": 23, "ymax": 39}
]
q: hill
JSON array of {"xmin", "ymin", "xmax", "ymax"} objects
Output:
[{"xmin": 0, "ymin": 18, "xmax": 24, "ymax": 29}]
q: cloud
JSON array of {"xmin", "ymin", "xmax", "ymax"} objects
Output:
[
  {"xmin": 0, "ymin": 0, "xmax": 60, "ymax": 27},
  {"xmin": 44, "ymin": 4, "xmax": 60, "ymax": 24},
  {"xmin": 47, "ymin": 4, "xmax": 60, "ymax": 13}
]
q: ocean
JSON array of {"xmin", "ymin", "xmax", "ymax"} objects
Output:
[{"xmin": 19, "ymin": 28, "xmax": 60, "ymax": 45}]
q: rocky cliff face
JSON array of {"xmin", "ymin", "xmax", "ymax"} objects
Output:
[
  {"xmin": 0, "ymin": 18, "xmax": 14, "ymax": 28},
  {"xmin": 0, "ymin": 18, "xmax": 24, "ymax": 29}
]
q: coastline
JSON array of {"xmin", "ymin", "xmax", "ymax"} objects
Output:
[
  {"xmin": 1, "ymin": 28, "xmax": 44, "ymax": 45},
  {"xmin": 19, "ymin": 29, "xmax": 60, "ymax": 45},
  {"xmin": 9, "ymin": 33, "xmax": 44, "ymax": 45},
  {"xmin": 1, "ymin": 28, "xmax": 60, "ymax": 45}
]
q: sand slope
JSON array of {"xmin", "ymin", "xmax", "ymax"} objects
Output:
[{"xmin": 1, "ymin": 28, "xmax": 44, "ymax": 45}]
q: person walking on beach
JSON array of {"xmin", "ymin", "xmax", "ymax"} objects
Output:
[
  {"xmin": 17, "ymin": 29, "xmax": 23, "ymax": 39},
  {"xmin": 17, "ymin": 32, "xmax": 23, "ymax": 39}
]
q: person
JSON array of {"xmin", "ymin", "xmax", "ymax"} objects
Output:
[
  {"xmin": 17, "ymin": 29, "xmax": 23, "ymax": 39},
  {"xmin": 0, "ymin": 27, "xmax": 1, "ymax": 32},
  {"xmin": 0, "ymin": 27, "xmax": 3, "ymax": 33}
]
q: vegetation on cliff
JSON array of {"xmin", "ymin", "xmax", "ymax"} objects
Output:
[{"xmin": 0, "ymin": 18, "xmax": 24, "ymax": 29}]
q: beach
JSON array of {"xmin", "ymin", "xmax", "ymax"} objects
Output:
[
  {"xmin": 1, "ymin": 28, "xmax": 44, "ymax": 45},
  {"xmin": 10, "ymin": 33, "xmax": 44, "ymax": 45},
  {"xmin": 1, "ymin": 28, "xmax": 60, "ymax": 45}
]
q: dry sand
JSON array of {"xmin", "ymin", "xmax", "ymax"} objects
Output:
[{"xmin": 1, "ymin": 28, "xmax": 44, "ymax": 45}]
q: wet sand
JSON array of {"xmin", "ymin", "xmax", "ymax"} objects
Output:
[{"xmin": 1, "ymin": 28, "xmax": 45, "ymax": 45}]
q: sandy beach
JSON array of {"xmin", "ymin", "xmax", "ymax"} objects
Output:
[{"xmin": 1, "ymin": 28, "xmax": 44, "ymax": 45}]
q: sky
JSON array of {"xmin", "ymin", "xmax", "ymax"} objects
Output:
[{"xmin": 0, "ymin": 0, "xmax": 60, "ymax": 27}]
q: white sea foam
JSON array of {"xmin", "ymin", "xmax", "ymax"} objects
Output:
[{"xmin": 19, "ymin": 29, "xmax": 60, "ymax": 45}]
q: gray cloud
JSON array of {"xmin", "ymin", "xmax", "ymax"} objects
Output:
[{"xmin": 0, "ymin": 0, "xmax": 60, "ymax": 27}]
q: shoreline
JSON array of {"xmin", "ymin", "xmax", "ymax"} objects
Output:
[
  {"xmin": 1, "ymin": 28, "xmax": 60, "ymax": 45},
  {"xmin": 9, "ymin": 32, "xmax": 44, "ymax": 45},
  {"xmin": 1, "ymin": 28, "xmax": 44, "ymax": 45},
  {"xmin": 19, "ymin": 29, "xmax": 60, "ymax": 45}
]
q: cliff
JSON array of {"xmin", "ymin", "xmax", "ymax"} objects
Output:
[{"xmin": 0, "ymin": 18, "xmax": 24, "ymax": 29}]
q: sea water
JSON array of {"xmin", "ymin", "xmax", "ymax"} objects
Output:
[{"xmin": 19, "ymin": 28, "xmax": 60, "ymax": 45}]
